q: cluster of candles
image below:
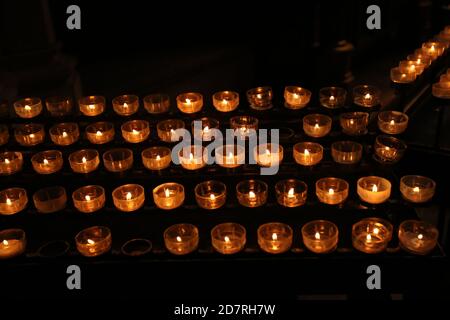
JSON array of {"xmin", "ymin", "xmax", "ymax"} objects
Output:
[
  {"xmin": 432, "ymin": 68, "xmax": 450, "ymax": 99},
  {"xmin": 0, "ymin": 218, "xmax": 439, "ymax": 259},
  {"xmin": 0, "ymin": 175, "xmax": 435, "ymax": 215},
  {"xmin": 390, "ymin": 26, "xmax": 449, "ymax": 84}
]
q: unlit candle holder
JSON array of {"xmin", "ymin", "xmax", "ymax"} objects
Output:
[
  {"xmin": 45, "ymin": 96, "xmax": 73, "ymax": 116},
  {"xmin": 246, "ymin": 86, "xmax": 273, "ymax": 110},
  {"xmin": 33, "ymin": 186, "xmax": 67, "ymax": 214},
  {"xmin": 102, "ymin": 148, "xmax": 133, "ymax": 172},
  {"xmin": 331, "ymin": 141, "xmax": 363, "ymax": 164},
  {"xmin": 143, "ymin": 94, "xmax": 170, "ymax": 114}
]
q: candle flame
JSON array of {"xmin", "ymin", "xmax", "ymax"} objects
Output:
[
  {"xmin": 329, "ymin": 95, "xmax": 335, "ymax": 101},
  {"xmin": 288, "ymin": 188, "xmax": 295, "ymax": 197},
  {"xmin": 4, "ymin": 158, "xmax": 10, "ymax": 164},
  {"xmin": 265, "ymin": 149, "xmax": 271, "ymax": 156},
  {"xmin": 372, "ymin": 184, "xmax": 378, "ymax": 192},
  {"xmin": 272, "ymin": 233, "xmax": 278, "ymax": 241},
  {"xmin": 228, "ymin": 152, "xmax": 233, "ymax": 159},
  {"xmin": 430, "ymin": 45, "xmax": 435, "ymax": 52},
  {"xmin": 409, "ymin": 65, "xmax": 416, "ymax": 72},
  {"xmin": 401, "ymin": 73, "xmax": 406, "ymax": 78},
  {"xmin": 390, "ymin": 120, "xmax": 395, "ymax": 126},
  {"xmin": 366, "ymin": 234, "xmax": 372, "ymax": 241},
  {"xmin": 385, "ymin": 146, "xmax": 390, "ymax": 151},
  {"xmin": 249, "ymin": 191, "xmax": 256, "ymax": 199},
  {"xmin": 185, "ymin": 98, "xmax": 191, "ymax": 104},
  {"xmin": 156, "ymin": 155, "xmax": 161, "ymax": 161},
  {"xmin": 418, "ymin": 233, "xmax": 423, "ymax": 240},
  {"xmin": 29, "ymin": 133, "xmax": 35, "ymax": 138},
  {"xmin": 165, "ymin": 189, "xmax": 170, "ymax": 198},
  {"xmin": 350, "ymin": 119, "xmax": 354, "ymax": 125},
  {"xmin": 123, "ymin": 102, "xmax": 128, "ymax": 108},
  {"xmin": 189, "ymin": 153, "xmax": 194, "ymax": 161},
  {"xmin": 315, "ymin": 232, "xmax": 321, "ymax": 240},
  {"xmin": 132, "ymin": 129, "xmax": 139, "ymax": 134},
  {"xmin": 126, "ymin": 192, "xmax": 132, "ymax": 200},
  {"xmin": 210, "ymin": 194, "xmax": 216, "ymax": 200},
  {"xmin": 62, "ymin": 131, "xmax": 68, "ymax": 138},
  {"xmin": 364, "ymin": 93, "xmax": 372, "ymax": 100},
  {"xmin": 24, "ymin": 105, "xmax": 31, "ymax": 111},
  {"xmin": 203, "ymin": 126, "xmax": 210, "ymax": 132},
  {"xmin": 96, "ymin": 130, "xmax": 102, "ymax": 136},
  {"xmin": 314, "ymin": 123, "xmax": 320, "ymax": 129},
  {"xmin": 176, "ymin": 236, "xmax": 182, "ymax": 242},
  {"xmin": 417, "ymin": 58, "xmax": 422, "ymax": 64},
  {"xmin": 85, "ymin": 195, "xmax": 91, "ymax": 201},
  {"xmin": 2, "ymin": 239, "xmax": 8, "ymax": 246},
  {"xmin": 224, "ymin": 236, "xmax": 230, "ymax": 243},
  {"xmin": 413, "ymin": 186, "xmax": 420, "ymax": 193},
  {"xmin": 6, "ymin": 198, "xmax": 12, "ymax": 206},
  {"xmin": 87, "ymin": 239, "xmax": 95, "ymax": 245},
  {"xmin": 222, "ymin": 99, "xmax": 228, "ymax": 105},
  {"xmin": 304, "ymin": 149, "xmax": 310, "ymax": 156},
  {"xmin": 43, "ymin": 159, "xmax": 49, "ymax": 165},
  {"xmin": 293, "ymin": 93, "xmax": 299, "ymax": 99},
  {"xmin": 88, "ymin": 104, "xmax": 95, "ymax": 110},
  {"xmin": 373, "ymin": 227, "xmax": 379, "ymax": 235},
  {"xmin": 256, "ymin": 93, "xmax": 262, "ymax": 99},
  {"xmin": 328, "ymin": 188, "xmax": 335, "ymax": 195},
  {"xmin": 82, "ymin": 156, "xmax": 87, "ymax": 164}
]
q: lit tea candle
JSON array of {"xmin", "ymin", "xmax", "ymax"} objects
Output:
[
  {"xmin": 179, "ymin": 145, "xmax": 206, "ymax": 170},
  {"xmin": 49, "ymin": 122, "xmax": 80, "ymax": 146},
  {"xmin": 398, "ymin": 220, "xmax": 438, "ymax": 255},
  {"xmin": 0, "ymin": 188, "xmax": 28, "ymax": 215},
  {"xmin": 390, "ymin": 67, "xmax": 416, "ymax": 83},
  {"xmin": 69, "ymin": 149, "xmax": 100, "ymax": 173},
  {"xmin": 406, "ymin": 53, "xmax": 431, "ymax": 67},
  {"xmin": 212, "ymin": 91, "xmax": 239, "ymax": 112},
  {"xmin": 0, "ymin": 125, "xmax": 8, "ymax": 146},
  {"xmin": 352, "ymin": 85, "xmax": 381, "ymax": 108},
  {"xmin": 254, "ymin": 143, "xmax": 283, "ymax": 167},
  {"xmin": 0, "ymin": 229, "xmax": 26, "ymax": 259},
  {"xmin": 176, "ymin": 92, "xmax": 203, "ymax": 113},
  {"xmin": 215, "ymin": 144, "xmax": 245, "ymax": 168},
  {"xmin": 230, "ymin": 115, "xmax": 259, "ymax": 137},
  {"xmin": 14, "ymin": 123, "xmax": 45, "ymax": 146},
  {"xmin": 112, "ymin": 94, "xmax": 139, "ymax": 116},
  {"xmin": 352, "ymin": 218, "xmax": 393, "ymax": 254},
  {"xmin": 246, "ymin": 86, "xmax": 273, "ymax": 110},
  {"xmin": 303, "ymin": 114, "xmax": 332, "ymax": 138},
  {"xmin": 315, "ymin": 177, "xmax": 349, "ymax": 205},
  {"xmin": 211, "ymin": 223, "xmax": 246, "ymax": 254},
  {"xmin": 72, "ymin": 185, "xmax": 106, "ymax": 213},
  {"xmin": 340, "ymin": 112, "xmax": 369, "ymax": 136},
  {"xmin": 398, "ymin": 60, "xmax": 425, "ymax": 76},
  {"xmin": 378, "ymin": 111, "xmax": 409, "ymax": 134},
  {"xmin": 33, "ymin": 186, "xmax": 67, "ymax": 214},
  {"xmin": 257, "ymin": 222, "xmax": 293, "ymax": 254},
  {"xmin": 192, "ymin": 117, "xmax": 220, "ymax": 141},
  {"xmin": 421, "ymin": 41, "xmax": 445, "ymax": 60},
  {"xmin": 195, "ymin": 180, "xmax": 226, "ymax": 210},
  {"xmin": 153, "ymin": 182, "xmax": 185, "ymax": 210},
  {"xmin": 275, "ymin": 179, "xmax": 308, "ymax": 207},
  {"xmin": 157, "ymin": 119, "xmax": 185, "ymax": 143},
  {"xmin": 432, "ymin": 78, "xmax": 450, "ymax": 99},
  {"xmin": 31, "ymin": 150, "xmax": 63, "ymax": 174},
  {"xmin": 0, "ymin": 151, "xmax": 23, "ymax": 175},
  {"xmin": 102, "ymin": 148, "xmax": 133, "ymax": 172},
  {"xmin": 293, "ymin": 142, "xmax": 323, "ymax": 166},
  {"xmin": 164, "ymin": 224, "xmax": 199, "ymax": 255},
  {"xmin": 236, "ymin": 179, "xmax": 268, "ymax": 208},
  {"xmin": 85, "ymin": 122, "xmax": 115, "ymax": 144},
  {"xmin": 45, "ymin": 96, "xmax": 73, "ymax": 116},
  {"xmin": 78, "ymin": 95, "xmax": 105, "ymax": 116},
  {"xmin": 112, "ymin": 184, "xmax": 145, "ymax": 212},
  {"xmin": 357, "ymin": 176, "xmax": 391, "ymax": 204},
  {"xmin": 319, "ymin": 87, "xmax": 346, "ymax": 108},
  {"xmin": 142, "ymin": 146, "xmax": 172, "ymax": 170},
  {"xmin": 121, "ymin": 120, "xmax": 150, "ymax": 143},
  {"xmin": 373, "ymin": 135, "xmax": 407, "ymax": 164},
  {"xmin": 14, "ymin": 97, "xmax": 42, "ymax": 118},
  {"xmin": 284, "ymin": 86, "xmax": 312, "ymax": 109},
  {"xmin": 143, "ymin": 94, "xmax": 170, "ymax": 114},
  {"xmin": 75, "ymin": 226, "xmax": 112, "ymax": 257},
  {"xmin": 331, "ymin": 141, "xmax": 363, "ymax": 164},
  {"xmin": 400, "ymin": 175, "xmax": 436, "ymax": 203},
  {"xmin": 302, "ymin": 220, "xmax": 339, "ymax": 254}
]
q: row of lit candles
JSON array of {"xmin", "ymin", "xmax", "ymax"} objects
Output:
[
  {"xmin": 390, "ymin": 26, "xmax": 449, "ymax": 84},
  {"xmin": 432, "ymin": 68, "xmax": 450, "ymax": 99},
  {"xmin": 0, "ymin": 175, "xmax": 435, "ymax": 215},
  {"xmin": 0, "ymin": 218, "xmax": 439, "ymax": 260}
]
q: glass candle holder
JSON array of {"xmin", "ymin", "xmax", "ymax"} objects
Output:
[
  {"xmin": 142, "ymin": 146, "xmax": 172, "ymax": 170},
  {"xmin": 157, "ymin": 119, "xmax": 185, "ymax": 143},
  {"xmin": 45, "ymin": 96, "xmax": 73, "ymax": 116},
  {"xmin": 0, "ymin": 229, "xmax": 26, "ymax": 259},
  {"xmin": 390, "ymin": 67, "xmax": 416, "ymax": 83},
  {"xmin": 75, "ymin": 226, "xmax": 112, "ymax": 257},
  {"xmin": 211, "ymin": 223, "xmax": 246, "ymax": 254},
  {"xmin": 112, "ymin": 94, "xmax": 139, "ymax": 116},
  {"xmin": 143, "ymin": 94, "xmax": 170, "ymax": 114},
  {"xmin": 353, "ymin": 85, "xmax": 381, "ymax": 107},
  {"xmin": 0, "ymin": 125, "xmax": 9, "ymax": 146},
  {"xmin": 69, "ymin": 149, "xmax": 100, "ymax": 173},
  {"xmin": 257, "ymin": 222, "xmax": 293, "ymax": 254},
  {"xmin": 195, "ymin": 180, "xmax": 226, "ymax": 210},
  {"xmin": 72, "ymin": 185, "xmax": 106, "ymax": 213},
  {"xmin": 331, "ymin": 141, "xmax": 363, "ymax": 164},
  {"xmin": 293, "ymin": 142, "xmax": 323, "ymax": 166},
  {"xmin": 0, "ymin": 188, "xmax": 28, "ymax": 215},
  {"xmin": 179, "ymin": 145, "xmax": 206, "ymax": 170},
  {"xmin": 407, "ymin": 53, "xmax": 432, "ymax": 67},
  {"xmin": 49, "ymin": 122, "xmax": 80, "ymax": 146},
  {"xmin": 212, "ymin": 91, "xmax": 239, "ymax": 112},
  {"xmin": 421, "ymin": 41, "xmax": 445, "ymax": 59},
  {"xmin": 400, "ymin": 175, "xmax": 436, "ymax": 203},
  {"xmin": 78, "ymin": 95, "xmax": 105, "ymax": 116},
  {"xmin": 352, "ymin": 218, "xmax": 393, "ymax": 254},
  {"xmin": 121, "ymin": 120, "xmax": 150, "ymax": 143},
  {"xmin": 302, "ymin": 220, "xmax": 339, "ymax": 254},
  {"xmin": 192, "ymin": 117, "xmax": 220, "ymax": 141},
  {"xmin": 246, "ymin": 86, "xmax": 273, "ymax": 110},
  {"xmin": 432, "ymin": 81, "xmax": 450, "ymax": 99},
  {"xmin": 0, "ymin": 151, "xmax": 23, "ymax": 175},
  {"xmin": 153, "ymin": 182, "xmax": 185, "ymax": 210},
  {"xmin": 284, "ymin": 86, "xmax": 312, "ymax": 109},
  {"xmin": 357, "ymin": 176, "xmax": 391, "ymax": 204},
  {"xmin": 14, "ymin": 97, "xmax": 42, "ymax": 118},
  {"xmin": 112, "ymin": 184, "xmax": 145, "ymax": 212},
  {"xmin": 316, "ymin": 177, "xmax": 349, "ymax": 205},
  {"xmin": 121, "ymin": 238, "xmax": 153, "ymax": 257},
  {"xmin": 275, "ymin": 179, "xmax": 308, "ymax": 207},
  {"xmin": 230, "ymin": 115, "xmax": 259, "ymax": 137},
  {"xmin": 31, "ymin": 150, "xmax": 63, "ymax": 174},
  {"xmin": 319, "ymin": 87, "xmax": 346, "ymax": 108},
  {"xmin": 14, "ymin": 123, "xmax": 45, "ymax": 146},
  {"xmin": 254, "ymin": 143, "xmax": 284, "ymax": 167},
  {"xmin": 340, "ymin": 112, "xmax": 369, "ymax": 136},
  {"xmin": 373, "ymin": 135, "xmax": 407, "ymax": 164},
  {"xmin": 378, "ymin": 111, "xmax": 409, "ymax": 135},
  {"xmin": 176, "ymin": 92, "xmax": 203, "ymax": 113},
  {"xmin": 399, "ymin": 60, "xmax": 425, "ymax": 76},
  {"xmin": 398, "ymin": 220, "xmax": 438, "ymax": 255},
  {"xmin": 215, "ymin": 144, "xmax": 245, "ymax": 168},
  {"xmin": 85, "ymin": 122, "xmax": 115, "ymax": 144},
  {"xmin": 102, "ymin": 148, "xmax": 133, "ymax": 172},
  {"xmin": 164, "ymin": 223, "xmax": 199, "ymax": 255},
  {"xmin": 236, "ymin": 179, "xmax": 268, "ymax": 208},
  {"xmin": 33, "ymin": 186, "xmax": 67, "ymax": 214},
  {"xmin": 303, "ymin": 114, "xmax": 332, "ymax": 138}
]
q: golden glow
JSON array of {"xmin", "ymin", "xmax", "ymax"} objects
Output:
[
  {"xmin": 165, "ymin": 189, "xmax": 170, "ymax": 198},
  {"xmin": 328, "ymin": 188, "xmax": 335, "ymax": 195},
  {"xmin": 85, "ymin": 195, "xmax": 91, "ymax": 201},
  {"xmin": 249, "ymin": 191, "xmax": 256, "ymax": 199}
]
